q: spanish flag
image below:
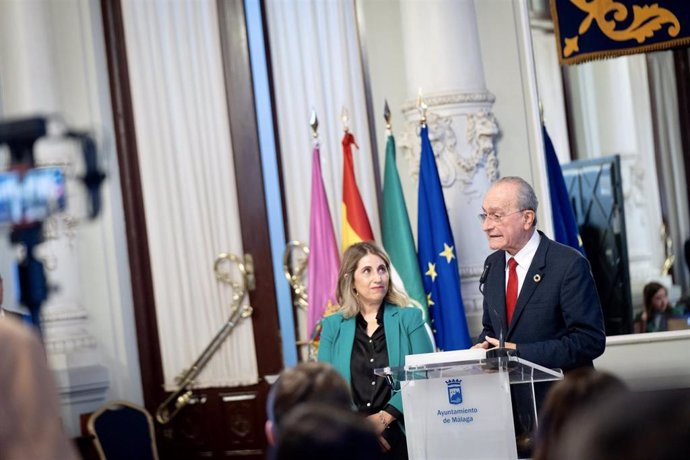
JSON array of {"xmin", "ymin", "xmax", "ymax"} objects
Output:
[{"xmin": 341, "ymin": 131, "xmax": 374, "ymax": 250}]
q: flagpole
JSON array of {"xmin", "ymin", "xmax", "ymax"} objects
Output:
[
  {"xmin": 415, "ymin": 89, "xmax": 472, "ymax": 350},
  {"xmin": 310, "ymin": 108, "xmax": 319, "ymax": 139},
  {"xmin": 306, "ymin": 108, "xmax": 342, "ymax": 359},
  {"xmin": 381, "ymin": 99, "xmax": 433, "ymax": 330},
  {"xmin": 353, "ymin": 0, "xmax": 382, "ymax": 219},
  {"xmin": 383, "ymin": 99, "xmax": 392, "ymax": 135},
  {"xmin": 417, "ymin": 88, "xmax": 428, "ymax": 128}
]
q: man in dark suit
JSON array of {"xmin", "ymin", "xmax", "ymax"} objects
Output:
[
  {"xmin": 472, "ymin": 176, "xmax": 606, "ymax": 456},
  {"xmin": 473, "ymin": 176, "xmax": 605, "ymax": 370}
]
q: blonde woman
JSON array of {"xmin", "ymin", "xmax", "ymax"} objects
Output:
[{"xmin": 318, "ymin": 241, "xmax": 434, "ymax": 458}]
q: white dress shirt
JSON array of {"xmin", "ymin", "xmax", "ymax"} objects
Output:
[{"xmin": 505, "ymin": 229, "xmax": 541, "ymax": 296}]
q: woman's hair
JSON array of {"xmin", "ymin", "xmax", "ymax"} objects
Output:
[
  {"xmin": 533, "ymin": 368, "xmax": 628, "ymax": 460},
  {"xmin": 643, "ymin": 281, "xmax": 666, "ymax": 314},
  {"xmin": 335, "ymin": 241, "xmax": 409, "ymax": 318}
]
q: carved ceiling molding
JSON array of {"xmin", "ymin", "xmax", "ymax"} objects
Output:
[{"xmin": 401, "ymin": 91, "xmax": 496, "ymax": 112}]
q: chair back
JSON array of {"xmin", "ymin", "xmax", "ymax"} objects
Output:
[{"xmin": 87, "ymin": 400, "xmax": 159, "ymax": 460}]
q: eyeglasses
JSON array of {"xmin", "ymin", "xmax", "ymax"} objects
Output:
[{"xmin": 477, "ymin": 209, "xmax": 527, "ymax": 224}]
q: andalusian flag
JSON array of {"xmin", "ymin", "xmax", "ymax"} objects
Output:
[
  {"xmin": 381, "ymin": 133, "xmax": 430, "ymax": 325},
  {"xmin": 341, "ymin": 131, "xmax": 374, "ymax": 250},
  {"xmin": 417, "ymin": 125, "xmax": 471, "ymax": 350},
  {"xmin": 307, "ymin": 142, "xmax": 340, "ymax": 333}
]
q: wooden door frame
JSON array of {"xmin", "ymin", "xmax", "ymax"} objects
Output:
[
  {"xmin": 216, "ymin": 0, "xmax": 282, "ymax": 376},
  {"xmin": 100, "ymin": 0, "xmax": 283, "ymax": 416},
  {"xmin": 673, "ymin": 49, "xmax": 690, "ymax": 216}
]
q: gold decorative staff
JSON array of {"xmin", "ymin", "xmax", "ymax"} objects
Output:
[
  {"xmin": 661, "ymin": 223, "xmax": 675, "ymax": 276},
  {"xmin": 280, "ymin": 111, "xmax": 321, "ymax": 358},
  {"xmin": 283, "ymin": 241, "xmax": 309, "ymax": 310},
  {"xmin": 156, "ymin": 253, "xmax": 253, "ymax": 424},
  {"xmin": 280, "ymin": 110, "xmax": 316, "ymax": 311}
]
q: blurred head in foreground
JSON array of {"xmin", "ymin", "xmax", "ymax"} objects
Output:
[
  {"xmin": 265, "ymin": 361, "xmax": 352, "ymax": 445},
  {"xmin": 0, "ymin": 316, "xmax": 79, "ymax": 459},
  {"xmin": 533, "ymin": 368, "xmax": 628, "ymax": 460},
  {"xmin": 274, "ymin": 402, "xmax": 382, "ymax": 460},
  {"xmin": 555, "ymin": 390, "xmax": 690, "ymax": 460}
]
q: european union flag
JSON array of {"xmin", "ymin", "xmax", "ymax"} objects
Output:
[
  {"xmin": 543, "ymin": 126, "xmax": 584, "ymax": 254},
  {"xmin": 417, "ymin": 125, "xmax": 471, "ymax": 350}
]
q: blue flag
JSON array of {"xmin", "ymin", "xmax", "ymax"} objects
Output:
[
  {"xmin": 417, "ymin": 125, "xmax": 471, "ymax": 350},
  {"xmin": 543, "ymin": 126, "xmax": 584, "ymax": 254}
]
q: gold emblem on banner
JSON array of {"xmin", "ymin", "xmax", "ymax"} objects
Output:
[{"xmin": 563, "ymin": 0, "xmax": 681, "ymax": 58}]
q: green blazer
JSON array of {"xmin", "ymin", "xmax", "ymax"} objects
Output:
[{"xmin": 317, "ymin": 303, "xmax": 434, "ymax": 413}]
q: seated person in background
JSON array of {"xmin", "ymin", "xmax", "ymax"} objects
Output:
[
  {"xmin": 0, "ymin": 316, "xmax": 79, "ymax": 460},
  {"xmin": 532, "ymin": 368, "xmax": 628, "ymax": 460},
  {"xmin": 555, "ymin": 390, "xmax": 690, "ymax": 460},
  {"xmin": 275, "ymin": 402, "xmax": 382, "ymax": 460},
  {"xmin": 635, "ymin": 281, "xmax": 686, "ymax": 333},
  {"xmin": 265, "ymin": 361, "xmax": 353, "ymax": 447}
]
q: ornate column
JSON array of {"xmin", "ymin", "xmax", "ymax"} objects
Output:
[
  {"xmin": 0, "ymin": 0, "xmax": 109, "ymax": 436},
  {"xmin": 565, "ymin": 56, "xmax": 668, "ymax": 309},
  {"xmin": 397, "ymin": 0, "xmax": 499, "ymax": 335}
]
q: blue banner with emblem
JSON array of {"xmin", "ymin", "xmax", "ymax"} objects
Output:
[{"xmin": 551, "ymin": 0, "xmax": 690, "ymax": 64}]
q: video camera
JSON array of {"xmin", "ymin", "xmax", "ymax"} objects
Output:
[{"xmin": 0, "ymin": 116, "xmax": 105, "ymax": 331}]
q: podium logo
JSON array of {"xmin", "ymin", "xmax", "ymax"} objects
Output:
[{"xmin": 445, "ymin": 379, "xmax": 463, "ymax": 405}]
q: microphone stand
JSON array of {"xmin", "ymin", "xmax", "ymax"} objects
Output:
[
  {"xmin": 485, "ymin": 305, "xmax": 516, "ymax": 368},
  {"xmin": 479, "ymin": 263, "xmax": 516, "ymax": 369}
]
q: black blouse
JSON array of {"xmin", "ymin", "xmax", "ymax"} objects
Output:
[{"xmin": 350, "ymin": 307, "xmax": 403, "ymax": 420}]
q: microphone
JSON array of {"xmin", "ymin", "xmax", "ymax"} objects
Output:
[
  {"xmin": 484, "ymin": 303, "xmax": 516, "ymax": 369},
  {"xmin": 478, "ymin": 263, "xmax": 505, "ymax": 347},
  {"xmin": 478, "ymin": 263, "xmax": 490, "ymax": 294},
  {"xmin": 489, "ymin": 304, "xmax": 506, "ymax": 349}
]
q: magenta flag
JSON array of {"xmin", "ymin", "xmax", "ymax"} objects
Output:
[{"xmin": 307, "ymin": 143, "xmax": 340, "ymax": 332}]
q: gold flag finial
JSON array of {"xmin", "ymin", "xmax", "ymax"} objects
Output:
[
  {"xmin": 341, "ymin": 106, "xmax": 350, "ymax": 133},
  {"xmin": 384, "ymin": 100, "xmax": 391, "ymax": 130},
  {"xmin": 538, "ymin": 100, "xmax": 544, "ymax": 125},
  {"xmin": 310, "ymin": 109, "xmax": 319, "ymax": 138},
  {"xmin": 417, "ymin": 89, "xmax": 427, "ymax": 126}
]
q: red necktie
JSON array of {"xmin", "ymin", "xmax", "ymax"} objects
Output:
[{"xmin": 506, "ymin": 257, "xmax": 518, "ymax": 325}]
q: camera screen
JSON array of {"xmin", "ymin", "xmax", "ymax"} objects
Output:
[{"xmin": 0, "ymin": 167, "xmax": 66, "ymax": 225}]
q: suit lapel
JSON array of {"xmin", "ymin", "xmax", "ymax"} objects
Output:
[
  {"xmin": 508, "ymin": 233, "xmax": 548, "ymax": 336},
  {"xmin": 383, "ymin": 304, "xmax": 402, "ymax": 368},
  {"xmin": 339, "ymin": 316, "xmax": 356, "ymax": 385}
]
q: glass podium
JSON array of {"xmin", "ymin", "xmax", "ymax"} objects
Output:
[{"xmin": 376, "ymin": 352, "xmax": 563, "ymax": 459}]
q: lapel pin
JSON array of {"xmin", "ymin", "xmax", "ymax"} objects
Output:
[{"xmin": 533, "ymin": 274, "xmax": 542, "ymax": 283}]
